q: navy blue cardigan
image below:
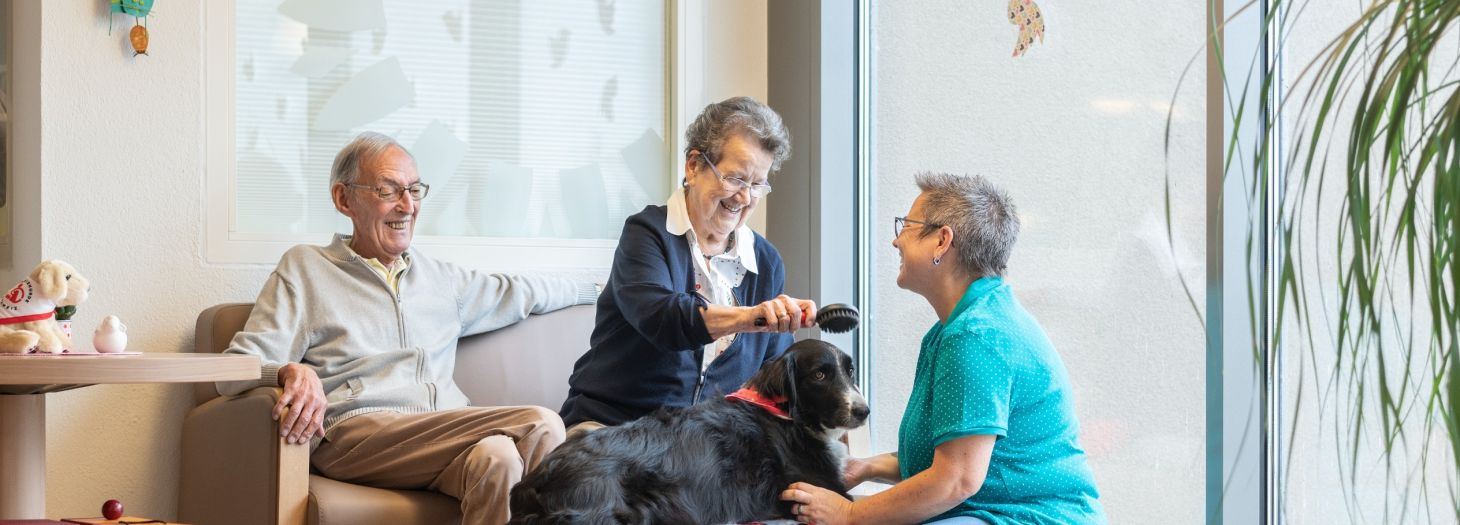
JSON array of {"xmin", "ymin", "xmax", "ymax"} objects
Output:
[{"xmin": 560, "ymin": 205, "xmax": 793, "ymax": 427}]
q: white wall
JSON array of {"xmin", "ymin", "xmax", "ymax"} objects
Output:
[
  {"xmin": 871, "ymin": 1, "xmax": 1208, "ymax": 523},
  {"xmin": 11, "ymin": 1, "xmax": 271, "ymax": 519},
  {"xmin": 10, "ymin": 1, "xmax": 765, "ymax": 519},
  {"xmin": 685, "ymin": 0, "xmax": 769, "ymax": 234}
]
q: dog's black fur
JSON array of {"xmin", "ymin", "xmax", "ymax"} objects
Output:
[{"xmin": 509, "ymin": 339, "xmax": 870, "ymax": 524}]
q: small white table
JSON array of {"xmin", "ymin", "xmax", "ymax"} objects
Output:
[{"xmin": 0, "ymin": 353, "xmax": 259, "ymax": 519}]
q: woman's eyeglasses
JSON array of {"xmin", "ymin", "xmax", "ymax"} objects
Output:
[
  {"xmin": 699, "ymin": 152, "xmax": 773, "ymax": 198},
  {"xmin": 894, "ymin": 216, "xmax": 940, "ymax": 237}
]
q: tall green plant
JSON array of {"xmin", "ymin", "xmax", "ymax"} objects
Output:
[{"xmin": 1170, "ymin": 0, "xmax": 1458, "ymax": 520}]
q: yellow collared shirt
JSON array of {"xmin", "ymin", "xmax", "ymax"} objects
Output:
[
  {"xmin": 361, "ymin": 255, "xmax": 410, "ymax": 293},
  {"xmin": 343, "ymin": 238, "xmax": 411, "ymax": 294}
]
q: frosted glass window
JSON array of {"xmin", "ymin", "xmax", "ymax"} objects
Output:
[
  {"xmin": 233, "ymin": 0, "xmax": 668, "ymax": 240},
  {"xmin": 870, "ymin": 1, "xmax": 1206, "ymax": 522}
]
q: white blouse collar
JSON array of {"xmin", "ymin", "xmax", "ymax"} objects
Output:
[{"xmin": 665, "ymin": 188, "xmax": 759, "ymax": 274}]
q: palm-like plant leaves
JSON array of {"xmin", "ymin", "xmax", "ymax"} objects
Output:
[{"xmin": 1170, "ymin": 0, "xmax": 1459, "ymax": 520}]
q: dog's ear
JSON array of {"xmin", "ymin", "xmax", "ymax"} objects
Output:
[
  {"xmin": 747, "ymin": 350, "xmax": 791, "ymax": 399},
  {"xmin": 747, "ymin": 348, "xmax": 799, "ymax": 418},
  {"xmin": 783, "ymin": 352, "xmax": 800, "ymax": 422},
  {"xmin": 30, "ymin": 260, "xmax": 68, "ymax": 299}
]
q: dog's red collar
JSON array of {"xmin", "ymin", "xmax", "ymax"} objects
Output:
[
  {"xmin": 0, "ymin": 311, "xmax": 54, "ymax": 325},
  {"xmin": 726, "ymin": 388, "xmax": 791, "ymax": 420}
]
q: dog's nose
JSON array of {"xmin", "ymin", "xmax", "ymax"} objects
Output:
[{"xmin": 851, "ymin": 404, "xmax": 870, "ymax": 422}]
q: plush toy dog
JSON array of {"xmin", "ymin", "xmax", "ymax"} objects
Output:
[{"xmin": 0, "ymin": 260, "xmax": 90, "ymax": 353}]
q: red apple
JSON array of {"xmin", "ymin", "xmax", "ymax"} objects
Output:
[{"xmin": 102, "ymin": 499, "xmax": 123, "ymax": 520}]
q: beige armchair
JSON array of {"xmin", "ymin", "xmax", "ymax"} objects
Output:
[{"xmin": 178, "ymin": 303, "xmax": 596, "ymax": 525}]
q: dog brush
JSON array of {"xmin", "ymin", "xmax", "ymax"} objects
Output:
[
  {"xmin": 753, "ymin": 303, "xmax": 860, "ymax": 334},
  {"xmin": 814, "ymin": 303, "xmax": 860, "ymax": 333}
]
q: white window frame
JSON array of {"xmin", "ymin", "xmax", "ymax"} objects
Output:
[{"xmin": 202, "ymin": 0, "xmax": 702, "ymax": 272}]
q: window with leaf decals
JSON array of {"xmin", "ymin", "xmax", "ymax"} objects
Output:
[{"xmin": 209, "ymin": 0, "xmax": 670, "ymax": 267}]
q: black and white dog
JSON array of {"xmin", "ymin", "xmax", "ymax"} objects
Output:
[{"xmin": 509, "ymin": 339, "xmax": 870, "ymax": 524}]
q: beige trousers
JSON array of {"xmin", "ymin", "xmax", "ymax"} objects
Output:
[
  {"xmin": 311, "ymin": 406, "xmax": 566, "ymax": 524},
  {"xmin": 564, "ymin": 419, "xmax": 606, "ymax": 440}
]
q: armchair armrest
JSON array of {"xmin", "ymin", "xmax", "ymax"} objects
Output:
[{"xmin": 178, "ymin": 387, "xmax": 309, "ymax": 525}]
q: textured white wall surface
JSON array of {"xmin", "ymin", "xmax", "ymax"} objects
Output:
[
  {"xmin": 695, "ymin": 0, "xmax": 769, "ymax": 234},
  {"xmin": 24, "ymin": 1, "xmax": 271, "ymax": 519},
  {"xmin": 870, "ymin": 1, "xmax": 1208, "ymax": 523},
  {"xmin": 13, "ymin": 0, "xmax": 765, "ymax": 520}
]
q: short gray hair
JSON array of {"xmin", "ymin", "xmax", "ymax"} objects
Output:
[
  {"xmin": 330, "ymin": 131, "xmax": 415, "ymax": 186},
  {"xmin": 914, "ymin": 172, "xmax": 1021, "ymax": 277},
  {"xmin": 684, "ymin": 96, "xmax": 791, "ymax": 173}
]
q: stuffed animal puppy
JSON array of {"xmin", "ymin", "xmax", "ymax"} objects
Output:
[{"xmin": 0, "ymin": 260, "xmax": 90, "ymax": 353}]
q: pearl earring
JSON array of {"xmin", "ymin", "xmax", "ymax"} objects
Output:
[{"xmin": 933, "ymin": 257, "xmax": 941, "ymax": 266}]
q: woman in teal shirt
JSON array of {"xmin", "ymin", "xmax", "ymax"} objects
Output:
[{"xmin": 782, "ymin": 173, "xmax": 1105, "ymax": 524}]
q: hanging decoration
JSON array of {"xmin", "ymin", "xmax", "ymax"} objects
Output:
[
  {"xmin": 109, "ymin": 0, "xmax": 154, "ymax": 56},
  {"xmin": 1007, "ymin": 0, "xmax": 1045, "ymax": 58},
  {"xmin": 129, "ymin": 22, "xmax": 150, "ymax": 56}
]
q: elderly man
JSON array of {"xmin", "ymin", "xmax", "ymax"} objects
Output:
[{"xmin": 216, "ymin": 132, "xmax": 598, "ymax": 524}]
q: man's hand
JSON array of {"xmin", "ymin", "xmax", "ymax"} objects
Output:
[{"xmin": 275, "ymin": 363, "xmax": 327, "ymax": 445}]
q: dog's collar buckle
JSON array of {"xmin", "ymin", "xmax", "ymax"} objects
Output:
[{"xmin": 726, "ymin": 388, "xmax": 791, "ymax": 420}]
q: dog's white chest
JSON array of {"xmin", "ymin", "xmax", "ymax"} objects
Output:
[{"xmin": 818, "ymin": 428, "xmax": 851, "ymax": 473}]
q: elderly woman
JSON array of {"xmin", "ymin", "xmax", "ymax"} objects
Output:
[
  {"xmin": 782, "ymin": 173, "xmax": 1105, "ymax": 524},
  {"xmin": 559, "ymin": 97, "xmax": 816, "ymax": 434}
]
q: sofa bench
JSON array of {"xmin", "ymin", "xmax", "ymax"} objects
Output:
[{"xmin": 177, "ymin": 303, "xmax": 595, "ymax": 525}]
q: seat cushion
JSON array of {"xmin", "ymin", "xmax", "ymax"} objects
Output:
[{"xmin": 307, "ymin": 474, "xmax": 461, "ymax": 525}]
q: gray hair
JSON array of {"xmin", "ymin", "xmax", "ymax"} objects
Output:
[
  {"xmin": 684, "ymin": 96, "xmax": 791, "ymax": 173},
  {"xmin": 330, "ymin": 131, "xmax": 415, "ymax": 186},
  {"xmin": 913, "ymin": 172, "xmax": 1021, "ymax": 277}
]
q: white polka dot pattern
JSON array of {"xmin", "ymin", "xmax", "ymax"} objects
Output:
[
  {"xmin": 897, "ymin": 277, "xmax": 1107, "ymax": 524},
  {"xmin": 687, "ymin": 230, "xmax": 754, "ymax": 369}
]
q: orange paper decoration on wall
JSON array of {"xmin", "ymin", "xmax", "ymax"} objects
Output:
[
  {"xmin": 1008, "ymin": 0, "xmax": 1045, "ymax": 57},
  {"xmin": 129, "ymin": 24, "xmax": 149, "ymax": 56},
  {"xmin": 109, "ymin": 0, "xmax": 154, "ymax": 57}
]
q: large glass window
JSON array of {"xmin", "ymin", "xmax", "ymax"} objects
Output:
[
  {"xmin": 867, "ymin": 1, "xmax": 1208, "ymax": 521},
  {"xmin": 209, "ymin": 0, "xmax": 670, "ymax": 267},
  {"xmin": 1272, "ymin": 3, "xmax": 1458, "ymax": 522}
]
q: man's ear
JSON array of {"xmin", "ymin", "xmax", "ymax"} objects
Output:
[{"xmin": 331, "ymin": 183, "xmax": 354, "ymax": 217}]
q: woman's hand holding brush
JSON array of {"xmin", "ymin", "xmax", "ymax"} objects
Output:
[
  {"xmin": 748, "ymin": 295, "xmax": 817, "ymax": 333},
  {"xmin": 753, "ymin": 302, "xmax": 862, "ymax": 334}
]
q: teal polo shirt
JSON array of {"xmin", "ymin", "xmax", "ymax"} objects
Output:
[{"xmin": 898, "ymin": 277, "xmax": 1106, "ymax": 524}]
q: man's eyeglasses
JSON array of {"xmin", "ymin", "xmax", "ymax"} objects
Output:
[
  {"xmin": 348, "ymin": 182, "xmax": 431, "ymax": 202},
  {"xmin": 894, "ymin": 216, "xmax": 940, "ymax": 237},
  {"xmin": 699, "ymin": 152, "xmax": 773, "ymax": 198}
]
